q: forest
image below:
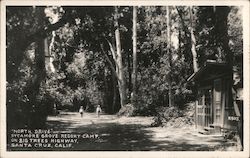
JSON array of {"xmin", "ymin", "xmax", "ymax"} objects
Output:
[{"xmin": 6, "ymin": 6, "xmax": 243, "ymax": 130}]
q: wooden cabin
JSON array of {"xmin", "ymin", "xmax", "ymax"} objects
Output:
[{"xmin": 188, "ymin": 61, "xmax": 243, "ymax": 136}]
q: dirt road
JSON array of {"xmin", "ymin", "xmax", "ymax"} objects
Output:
[{"xmin": 46, "ymin": 112, "xmax": 234, "ymax": 151}]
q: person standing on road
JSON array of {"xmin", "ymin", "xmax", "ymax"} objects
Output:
[
  {"xmin": 79, "ymin": 106, "xmax": 84, "ymax": 117},
  {"xmin": 53, "ymin": 103, "xmax": 58, "ymax": 116},
  {"xmin": 96, "ymin": 105, "xmax": 102, "ymax": 117}
]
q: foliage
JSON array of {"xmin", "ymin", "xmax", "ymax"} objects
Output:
[
  {"xmin": 7, "ymin": 42, "xmax": 48, "ymax": 129},
  {"xmin": 134, "ymin": 6, "xmax": 195, "ymax": 115},
  {"xmin": 151, "ymin": 103, "xmax": 195, "ymax": 127},
  {"xmin": 228, "ymin": 7, "xmax": 243, "ymax": 68},
  {"xmin": 195, "ymin": 6, "xmax": 242, "ymax": 67},
  {"xmin": 117, "ymin": 104, "xmax": 135, "ymax": 117}
]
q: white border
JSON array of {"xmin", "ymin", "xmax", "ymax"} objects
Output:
[{"xmin": 1, "ymin": 0, "xmax": 249, "ymax": 158}]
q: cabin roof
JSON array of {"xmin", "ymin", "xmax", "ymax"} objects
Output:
[{"xmin": 187, "ymin": 60, "xmax": 231, "ymax": 82}]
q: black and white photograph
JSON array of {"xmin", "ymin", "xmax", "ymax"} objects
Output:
[{"xmin": 0, "ymin": 0, "xmax": 249, "ymax": 157}]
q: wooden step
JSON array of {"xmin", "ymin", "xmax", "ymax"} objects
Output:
[
  {"xmin": 199, "ymin": 125, "xmax": 222, "ymax": 135},
  {"xmin": 209, "ymin": 124, "xmax": 221, "ymax": 128},
  {"xmin": 204, "ymin": 127, "xmax": 214, "ymax": 131},
  {"xmin": 198, "ymin": 130, "xmax": 210, "ymax": 135},
  {"xmin": 209, "ymin": 124, "xmax": 221, "ymax": 133}
]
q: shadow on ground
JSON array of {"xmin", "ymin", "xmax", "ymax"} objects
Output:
[{"xmin": 42, "ymin": 112, "xmax": 229, "ymax": 151}]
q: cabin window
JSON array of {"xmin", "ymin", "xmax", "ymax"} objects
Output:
[
  {"xmin": 214, "ymin": 79, "xmax": 222, "ymax": 102},
  {"xmin": 197, "ymin": 88, "xmax": 212, "ymax": 106},
  {"xmin": 198, "ymin": 91, "xmax": 203, "ymax": 105},
  {"xmin": 204, "ymin": 89, "xmax": 212, "ymax": 106}
]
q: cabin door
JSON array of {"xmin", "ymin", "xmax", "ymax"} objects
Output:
[
  {"xmin": 213, "ymin": 79, "xmax": 222, "ymax": 126},
  {"xmin": 196, "ymin": 87, "xmax": 212, "ymax": 129}
]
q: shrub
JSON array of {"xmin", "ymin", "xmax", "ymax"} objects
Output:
[
  {"xmin": 151, "ymin": 103, "xmax": 195, "ymax": 127},
  {"xmin": 117, "ymin": 104, "xmax": 135, "ymax": 117}
]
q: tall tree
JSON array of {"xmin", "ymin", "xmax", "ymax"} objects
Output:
[
  {"xmin": 114, "ymin": 6, "xmax": 127, "ymax": 107},
  {"xmin": 176, "ymin": 6, "xmax": 198, "ymax": 73},
  {"xmin": 166, "ymin": 6, "xmax": 172, "ymax": 107},
  {"xmin": 131, "ymin": 6, "xmax": 138, "ymax": 104},
  {"xmin": 189, "ymin": 7, "xmax": 198, "ymax": 72}
]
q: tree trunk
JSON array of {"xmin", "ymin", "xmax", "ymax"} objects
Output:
[
  {"xmin": 103, "ymin": 67, "xmax": 108, "ymax": 112},
  {"xmin": 114, "ymin": 6, "xmax": 127, "ymax": 107},
  {"xmin": 131, "ymin": 6, "xmax": 138, "ymax": 105},
  {"xmin": 127, "ymin": 46, "xmax": 132, "ymax": 98},
  {"xmin": 34, "ymin": 38, "xmax": 47, "ymax": 93},
  {"xmin": 112, "ymin": 72, "xmax": 117, "ymax": 113},
  {"xmin": 166, "ymin": 6, "xmax": 172, "ymax": 107},
  {"xmin": 176, "ymin": 6, "xmax": 198, "ymax": 73},
  {"xmin": 46, "ymin": 31, "xmax": 56, "ymax": 73},
  {"xmin": 25, "ymin": 37, "xmax": 47, "ymax": 128},
  {"xmin": 100, "ymin": 44, "xmax": 118, "ymax": 113},
  {"xmin": 189, "ymin": 7, "xmax": 198, "ymax": 73}
]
